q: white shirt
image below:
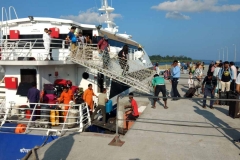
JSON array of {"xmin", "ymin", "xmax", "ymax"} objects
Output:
[
  {"xmin": 213, "ymin": 67, "xmax": 220, "ymax": 77},
  {"xmin": 78, "ymin": 36, "xmax": 85, "ymax": 44},
  {"xmin": 236, "ymin": 73, "xmax": 240, "ymax": 84},
  {"xmin": 42, "ymin": 32, "xmax": 51, "ymax": 43},
  {"xmin": 231, "ymin": 65, "xmax": 237, "ymax": 80}
]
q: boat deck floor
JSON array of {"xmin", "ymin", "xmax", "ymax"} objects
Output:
[{"xmin": 28, "ymin": 70, "xmax": 240, "ymax": 160}]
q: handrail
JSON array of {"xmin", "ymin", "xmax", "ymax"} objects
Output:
[
  {"xmin": 24, "ymin": 39, "xmax": 37, "ymax": 60},
  {"xmin": 0, "ymin": 102, "xmax": 91, "ymax": 136},
  {"xmin": 8, "ymin": 6, "xmax": 18, "ymax": 20},
  {"xmin": 1, "ymin": 7, "xmax": 9, "ymax": 41}
]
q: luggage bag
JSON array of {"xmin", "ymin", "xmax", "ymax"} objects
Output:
[
  {"xmin": 228, "ymin": 92, "xmax": 240, "ymax": 118},
  {"xmin": 185, "ymin": 88, "xmax": 196, "ymax": 98},
  {"xmin": 219, "ymin": 92, "xmax": 228, "ymax": 105}
]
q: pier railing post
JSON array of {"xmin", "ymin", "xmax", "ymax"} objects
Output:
[{"xmin": 108, "ymin": 95, "xmax": 125, "ymax": 146}]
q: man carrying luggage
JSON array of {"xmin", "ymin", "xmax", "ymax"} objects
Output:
[
  {"xmin": 152, "ymin": 74, "xmax": 168, "ymax": 109},
  {"xmin": 97, "ymin": 35, "xmax": 110, "ymax": 69},
  {"xmin": 92, "ymin": 88, "xmax": 108, "ymax": 124},
  {"xmin": 202, "ymin": 72, "xmax": 217, "ymax": 109}
]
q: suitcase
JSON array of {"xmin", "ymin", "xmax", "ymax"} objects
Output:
[
  {"xmin": 185, "ymin": 88, "xmax": 196, "ymax": 98},
  {"xmin": 44, "ymin": 89, "xmax": 55, "ymax": 94},
  {"xmin": 44, "ymin": 84, "xmax": 54, "ymax": 90},
  {"xmin": 228, "ymin": 92, "xmax": 240, "ymax": 118},
  {"xmin": 106, "ymin": 100, "xmax": 113, "ymax": 114},
  {"xmin": 43, "ymin": 94, "xmax": 56, "ymax": 103},
  {"xmin": 219, "ymin": 92, "xmax": 228, "ymax": 105},
  {"xmin": 54, "ymin": 79, "xmax": 67, "ymax": 86},
  {"xmin": 71, "ymin": 86, "xmax": 79, "ymax": 94}
]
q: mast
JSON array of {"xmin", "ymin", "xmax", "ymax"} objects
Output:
[{"xmin": 99, "ymin": 0, "xmax": 118, "ymax": 33}]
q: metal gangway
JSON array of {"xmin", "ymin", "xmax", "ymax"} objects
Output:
[{"xmin": 70, "ymin": 45, "xmax": 155, "ymax": 94}]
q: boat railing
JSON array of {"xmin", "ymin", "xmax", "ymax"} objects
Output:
[
  {"xmin": 0, "ymin": 102, "xmax": 91, "ymax": 136},
  {"xmin": 0, "ymin": 38, "xmax": 81, "ymax": 61}
]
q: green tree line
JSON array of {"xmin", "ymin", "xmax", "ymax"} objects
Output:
[{"xmin": 150, "ymin": 55, "xmax": 197, "ymax": 63}]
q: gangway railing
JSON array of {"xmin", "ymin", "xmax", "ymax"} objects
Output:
[
  {"xmin": 0, "ymin": 38, "xmax": 70, "ymax": 61},
  {"xmin": 0, "ymin": 102, "xmax": 91, "ymax": 136},
  {"xmin": 70, "ymin": 45, "xmax": 155, "ymax": 94}
]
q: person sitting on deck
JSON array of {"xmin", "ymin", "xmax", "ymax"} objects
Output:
[
  {"xmin": 83, "ymin": 84, "xmax": 97, "ymax": 113},
  {"xmin": 57, "ymin": 86, "xmax": 73, "ymax": 121},
  {"xmin": 92, "ymin": 88, "xmax": 108, "ymax": 124},
  {"xmin": 27, "ymin": 82, "xmax": 40, "ymax": 121},
  {"xmin": 124, "ymin": 93, "xmax": 139, "ymax": 130},
  {"xmin": 202, "ymin": 72, "xmax": 217, "ymax": 109},
  {"xmin": 152, "ymin": 74, "xmax": 168, "ymax": 109}
]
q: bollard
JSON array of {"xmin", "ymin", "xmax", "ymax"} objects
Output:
[{"xmin": 108, "ymin": 95, "xmax": 125, "ymax": 147}]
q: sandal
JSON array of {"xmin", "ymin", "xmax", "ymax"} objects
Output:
[{"xmin": 151, "ymin": 106, "xmax": 156, "ymax": 109}]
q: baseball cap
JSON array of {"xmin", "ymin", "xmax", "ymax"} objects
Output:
[
  {"xmin": 215, "ymin": 61, "xmax": 220, "ymax": 64},
  {"xmin": 103, "ymin": 35, "xmax": 108, "ymax": 40}
]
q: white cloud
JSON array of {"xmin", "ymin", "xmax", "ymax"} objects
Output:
[
  {"xmin": 166, "ymin": 11, "xmax": 190, "ymax": 20},
  {"xmin": 60, "ymin": 8, "xmax": 122, "ymax": 24},
  {"xmin": 152, "ymin": 0, "xmax": 240, "ymax": 12}
]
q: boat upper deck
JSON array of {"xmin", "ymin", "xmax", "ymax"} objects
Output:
[{"xmin": 28, "ymin": 68, "xmax": 240, "ymax": 160}]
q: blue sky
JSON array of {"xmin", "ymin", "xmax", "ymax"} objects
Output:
[{"xmin": 1, "ymin": 0, "xmax": 240, "ymax": 61}]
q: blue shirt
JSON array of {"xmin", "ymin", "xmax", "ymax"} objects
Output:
[
  {"xmin": 172, "ymin": 66, "xmax": 180, "ymax": 78},
  {"xmin": 27, "ymin": 87, "xmax": 40, "ymax": 103},
  {"xmin": 68, "ymin": 32, "xmax": 75, "ymax": 41}
]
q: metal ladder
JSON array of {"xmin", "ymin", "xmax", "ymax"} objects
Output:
[{"xmin": 69, "ymin": 45, "xmax": 154, "ymax": 94}]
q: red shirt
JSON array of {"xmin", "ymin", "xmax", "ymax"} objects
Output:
[
  {"xmin": 131, "ymin": 99, "xmax": 139, "ymax": 116},
  {"xmin": 97, "ymin": 39, "xmax": 109, "ymax": 51}
]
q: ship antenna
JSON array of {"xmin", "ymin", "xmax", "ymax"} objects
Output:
[{"xmin": 99, "ymin": 0, "xmax": 118, "ymax": 33}]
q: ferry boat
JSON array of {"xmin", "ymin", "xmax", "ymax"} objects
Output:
[{"xmin": 0, "ymin": 1, "xmax": 154, "ymax": 159}]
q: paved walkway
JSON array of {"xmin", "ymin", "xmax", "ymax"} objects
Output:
[{"xmin": 29, "ymin": 68, "xmax": 240, "ymax": 160}]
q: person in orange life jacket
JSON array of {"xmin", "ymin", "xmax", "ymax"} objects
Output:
[
  {"xmin": 97, "ymin": 35, "xmax": 110, "ymax": 69},
  {"xmin": 124, "ymin": 92, "xmax": 139, "ymax": 129},
  {"xmin": 57, "ymin": 87, "xmax": 73, "ymax": 120},
  {"xmin": 83, "ymin": 84, "xmax": 98, "ymax": 112},
  {"xmin": 218, "ymin": 61, "xmax": 233, "ymax": 92},
  {"xmin": 118, "ymin": 44, "xmax": 129, "ymax": 76}
]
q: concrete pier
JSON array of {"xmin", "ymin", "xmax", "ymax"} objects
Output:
[{"xmin": 29, "ymin": 68, "xmax": 240, "ymax": 160}]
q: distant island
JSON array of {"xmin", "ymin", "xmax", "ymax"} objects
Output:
[{"xmin": 149, "ymin": 55, "xmax": 199, "ymax": 63}]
